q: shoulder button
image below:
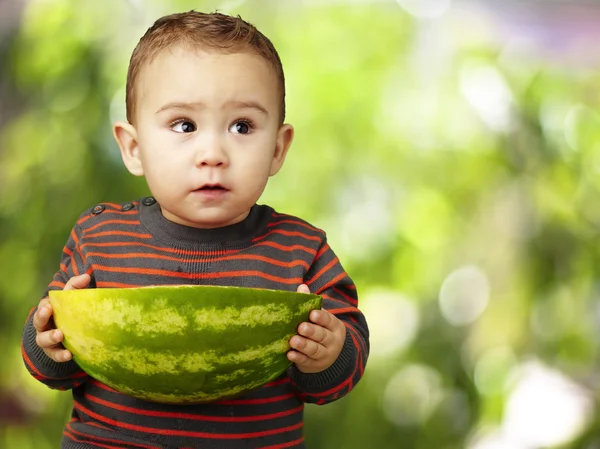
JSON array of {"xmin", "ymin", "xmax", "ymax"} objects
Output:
[
  {"xmin": 122, "ymin": 203, "xmax": 135, "ymax": 211},
  {"xmin": 91, "ymin": 204, "xmax": 105, "ymax": 215},
  {"xmin": 142, "ymin": 196, "xmax": 156, "ymax": 206}
]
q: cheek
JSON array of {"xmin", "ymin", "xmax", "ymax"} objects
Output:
[
  {"xmin": 243, "ymin": 155, "xmax": 275, "ymax": 180},
  {"xmin": 234, "ymin": 158, "xmax": 271, "ymax": 194},
  {"xmin": 141, "ymin": 154, "xmax": 181, "ymax": 187}
]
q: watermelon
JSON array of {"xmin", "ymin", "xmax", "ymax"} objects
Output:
[{"xmin": 48, "ymin": 285, "xmax": 322, "ymax": 404}]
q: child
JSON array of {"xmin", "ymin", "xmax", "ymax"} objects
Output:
[{"xmin": 21, "ymin": 10, "xmax": 369, "ymax": 449}]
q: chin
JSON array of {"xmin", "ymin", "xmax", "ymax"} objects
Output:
[{"xmin": 188, "ymin": 214, "xmax": 241, "ymax": 229}]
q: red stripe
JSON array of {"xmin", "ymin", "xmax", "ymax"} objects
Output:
[
  {"xmin": 347, "ymin": 315, "xmax": 358, "ymax": 324},
  {"xmin": 77, "ymin": 208, "xmax": 139, "ymax": 225},
  {"xmin": 216, "ymin": 393, "xmax": 295, "ymax": 406},
  {"xmin": 270, "ymin": 212, "xmax": 322, "ymax": 230},
  {"xmin": 260, "ymin": 436, "xmax": 305, "ymax": 449},
  {"xmin": 85, "ymin": 231, "xmax": 153, "ymax": 239},
  {"xmin": 345, "ymin": 324, "xmax": 365, "ymax": 377},
  {"xmin": 313, "ymin": 271, "xmax": 347, "ymax": 294},
  {"xmin": 25, "ymin": 306, "xmax": 35, "ymax": 321},
  {"xmin": 90, "ymin": 379, "xmax": 117, "ymax": 392},
  {"xmin": 313, "ymin": 244, "xmax": 329, "ymax": 262},
  {"xmin": 253, "ymin": 241, "xmax": 317, "ymax": 255},
  {"xmin": 85, "ymin": 391, "xmax": 303, "ymax": 422},
  {"xmin": 74, "ymin": 400, "xmax": 303, "ymax": 439},
  {"xmin": 267, "ymin": 218, "xmax": 320, "ymax": 233},
  {"xmin": 297, "ymin": 368, "xmax": 352, "ymax": 399},
  {"xmin": 84, "ymin": 220, "xmax": 142, "ymax": 233},
  {"xmin": 94, "ymin": 378, "xmax": 304, "ymax": 402},
  {"xmin": 332, "ymin": 286, "xmax": 358, "ymax": 306},
  {"xmin": 345, "ymin": 324, "xmax": 367, "ymax": 375},
  {"xmin": 321, "ymin": 294, "xmax": 354, "ymax": 309},
  {"xmin": 66, "ymin": 423, "xmax": 162, "ymax": 449},
  {"xmin": 76, "ymin": 214, "xmax": 93, "ymax": 226},
  {"xmin": 80, "ymin": 241, "xmax": 240, "ymax": 255},
  {"xmin": 70, "ymin": 228, "xmax": 82, "ymax": 276},
  {"xmin": 306, "ymin": 256, "xmax": 338, "ymax": 286},
  {"xmin": 102, "ymin": 209, "xmax": 140, "ymax": 216},
  {"xmin": 294, "ymin": 348, "xmax": 359, "ymax": 402},
  {"xmin": 264, "ymin": 377, "xmax": 291, "ymax": 388},
  {"xmin": 22, "ymin": 336, "xmax": 90, "ymax": 382},
  {"xmin": 71, "ymin": 256, "xmax": 80, "ymax": 276},
  {"xmin": 87, "ymin": 420, "xmax": 117, "ymax": 431},
  {"xmin": 21, "ymin": 340, "xmax": 44, "ymax": 380},
  {"xmin": 71, "ymin": 228, "xmax": 80, "ymax": 246},
  {"xmin": 94, "ymin": 265, "xmax": 302, "ymax": 284},
  {"xmin": 252, "ymin": 229, "xmax": 322, "ymax": 243},
  {"xmin": 328, "ymin": 306, "xmax": 361, "ymax": 316},
  {"xmin": 20, "ymin": 311, "xmax": 88, "ymax": 383},
  {"xmin": 63, "ymin": 430, "xmax": 124, "ymax": 449},
  {"xmin": 85, "ymin": 251, "xmax": 310, "ymax": 269},
  {"xmin": 81, "ymin": 239, "xmax": 317, "ymax": 256},
  {"xmin": 86, "ymin": 379, "xmax": 291, "ymax": 405},
  {"xmin": 96, "ymin": 281, "xmax": 140, "ymax": 288},
  {"xmin": 49, "ymin": 280, "xmax": 66, "ymax": 288},
  {"xmin": 48, "ymin": 281, "xmax": 67, "ymax": 289}
]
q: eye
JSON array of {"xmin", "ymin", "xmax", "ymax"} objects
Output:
[
  {"xmin": 229, "ymin": 120, "xmax": 253, "ymax": 135},
  {"xmin": 171, "ymin": 120, "xmax": 196, "ymax": 133}
]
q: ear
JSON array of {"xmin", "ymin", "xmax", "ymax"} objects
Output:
[
  {"xmin": 113, "ymin": 121, "xmax": 144, "ymax": 176},
  {"xmin": 269, "ymin": 124, "xmax": 294, "ymax": 176}
]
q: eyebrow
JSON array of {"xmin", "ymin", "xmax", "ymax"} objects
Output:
[{"xmin": 155, "ymin": 101, "xmax": 269, "ymax": 116}]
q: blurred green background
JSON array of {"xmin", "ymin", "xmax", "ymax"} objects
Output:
[{"xmin": 2, "ymin": 0, "xmax": 600, "ymax": 447}]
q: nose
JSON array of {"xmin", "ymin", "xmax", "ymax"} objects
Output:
[{"xmin": 194, "ymin": 133, "xmax": 229, "ymax": 168}]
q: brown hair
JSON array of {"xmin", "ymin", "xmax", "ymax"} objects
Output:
[{"xmin": 125, "ymin": 11, "xmax": 286, "ymax": 124}]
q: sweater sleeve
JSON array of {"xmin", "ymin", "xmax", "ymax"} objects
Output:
[
  {"xmin": 21, "ymin": 221, "xmax": 90, "ymax": 390},
  {"xmin": 287, "ymin": 238, "xmax": 369, "ymax": 405}
]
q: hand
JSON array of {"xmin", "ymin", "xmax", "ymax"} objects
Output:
[
  {"xmin": 287, "ymin": 284, "xmax": 346, "ymax": 374},
  {"xmin": 33, "ymin": 274, "xmax": 91, "ymax": 363}
]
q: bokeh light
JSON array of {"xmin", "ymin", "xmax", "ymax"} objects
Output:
[
  {"xmin": 439, "ymin": 266, "xmax": 490, "ymax": 326},
  {"xmin": 382, "ymin": 364, "xmax": 444, "ymax": 426},
  {"xmin": 361, "ymin": 289, "xmax": 420, "ymax": 359},
  {"xmin": 396, "ymin": 0, "xmax": 452, "ymax": 20},
  {"xmin": 502, "ymin": 360, "xmax": 593, "ymax": 447}
]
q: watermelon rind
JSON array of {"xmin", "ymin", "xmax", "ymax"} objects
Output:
[{"xmin": 48, "ymin": 285, "xmax": 322, "ymax": 404}]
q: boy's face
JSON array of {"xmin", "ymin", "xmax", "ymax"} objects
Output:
[{"xmin": 114, "ymin": 46, "xmax": 293, "ymax": 229}]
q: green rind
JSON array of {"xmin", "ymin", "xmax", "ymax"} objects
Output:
[{"xmin": 48, "ymin": 285, "xmax": 322, "ymax": 404}]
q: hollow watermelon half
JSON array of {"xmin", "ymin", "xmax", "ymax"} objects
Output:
[{"xmin": 48, "ymin": 285, "xmax": 321, "ymax": 404}]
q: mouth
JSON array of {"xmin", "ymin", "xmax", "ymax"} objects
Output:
[{"xmin": 194, "ymin": 184, "xmax": 229, "ymax": 192}]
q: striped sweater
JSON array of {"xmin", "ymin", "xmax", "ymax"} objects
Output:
[{"xmin": 21, "ymin": 198, "xmax": 369, "ymax": 449}]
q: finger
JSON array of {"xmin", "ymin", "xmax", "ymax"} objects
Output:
[
  {"xmin": 297, "ymin": 322, "xmax": 328, "ymax": 344},
  {"xmin": 296, "ymin": 284, "xmax": 310, "ymax": 294},
  {"xmin": 289, "ymin": 335, "xmax": 324, "ymax": 360},
  {"xmin": 64, "ymin": 273, "xmax": 91, "ymax": 290},
  {"xmin": 35, "ymin": 329, "xmax": 64, "ymax": 349},
  {"xmin": 45, "ymin": 347, "xmax": 73, "ymax": 363},
  {"xmin": 309, "ymin": 309, "xmax": 341, "ymax": 333},
  {"xmin": 287, "ymin": 349, "xmax": 309, "ymax": 365},
  {"xmin": 287, "ymin": 350, "xmax": 324, "ymax": 374},
  {"xmin": 56, "ymin": 349, "xmax": 73, "ymax": 362},
  {"xmin": 32, "ymin": 299, "xmax": 52, "ymax": 332}
]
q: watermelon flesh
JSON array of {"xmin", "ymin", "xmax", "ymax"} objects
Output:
[{"xmin": 48, "ymin": 285, "xmax": 322, "ymax": 404}]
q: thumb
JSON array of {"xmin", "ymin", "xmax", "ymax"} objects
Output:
[
  {"xmin": 296, "ymin": 284, "xmax": 310, "ymax": 294},
  {"xmin": 64, "ymin": 273, "xmax": 91, "ymax": 290}
]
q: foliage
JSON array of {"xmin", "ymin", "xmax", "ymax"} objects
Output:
[{"xmin": 2, "ymin": 0, "xmax": 600, "ymax": 447}]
